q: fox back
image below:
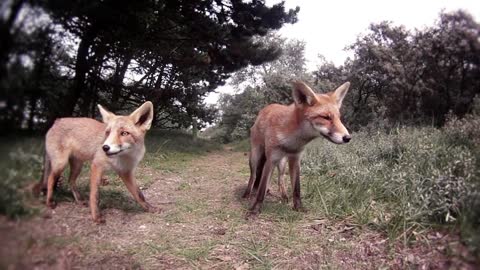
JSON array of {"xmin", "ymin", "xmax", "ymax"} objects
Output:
[{"xmin": 45, "ymin": 118, "xmax": 106, "ymax": 163}]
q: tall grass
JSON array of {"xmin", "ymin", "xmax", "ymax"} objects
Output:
[{"xmin": 302, "ymin": 115, "xmax": 480, "ymax": 250}]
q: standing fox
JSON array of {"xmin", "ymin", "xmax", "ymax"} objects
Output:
[
  {"xmin": 243, "ymin": 81, "xmax": 351, "ymax": 217},
  {"xmin": 35, "ymin": 101, "xmax": 157, "ymax": 223}
]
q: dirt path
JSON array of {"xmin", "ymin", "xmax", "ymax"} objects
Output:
[{"xmin": 0, "ymin": 149, "xmax": 471, "ymax": 269}]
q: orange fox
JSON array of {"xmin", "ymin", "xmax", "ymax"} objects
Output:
[
  {"xmin": 36, "ymin": 101, "xmax": 157, "ymax": 223},
  {"xmin": 243, "ymin": 81, "xmax": 351, "ymax": 217}
]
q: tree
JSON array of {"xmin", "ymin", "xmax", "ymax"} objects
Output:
[
  {"xmin": 419, "ymin": 11, "xmax": 480, "ymax": 125},
  {"xmin": 314, "ymin": 11, "xmax": 480, "ymax": 129},
  {"xmin": 35, "ymin": 0, "xmax": 299, "ymax": 122},
  {"xmin": 1, "ymin": 0, "xmax": 299, "ymax": 132}
]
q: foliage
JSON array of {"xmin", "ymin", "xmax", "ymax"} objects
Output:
[
  {"xmin": 216, "ymin": 10, "xmax": 480, "ymax": 140},
  {"xmin": 0, "ymin": 0, "xmax": 299, "ymax": 133},
  {"xmin": 301, "ymin": 114, "xmax": 479, "ymax": 249},
  {"xmin": 315, "ymin": 10, "xmax": 480, "ymax": 130}
]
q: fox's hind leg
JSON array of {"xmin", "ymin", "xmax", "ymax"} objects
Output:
[
  {"xmin": 68, "ymin": 158, "xmax": 84, "ymax": 205},
  {"xmin": 277, "ymin": 157, "xmax": 288, "ymax": 203},
  {"xmin": 243, "ymin": 145, "xmax": 265, "ymax": 198},
  {"xmin": 288, "ymin": 155, "xmax": 306, "ymax": 212},
  {"xmin": 46, "ymin": 156, "xmax": 68, "ymax": 209},
  {"xmin": 248, "ymin": 157, "xmax": 275, "ymax": 217}
]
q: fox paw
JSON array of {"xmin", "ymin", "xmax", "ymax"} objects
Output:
[
  {"xmin": 245, "ymin": 210, "xmax": 258, "ymax": 220},
  {"xmin": 93, "ymin": 216, "xmax": 106, "ymax": 224},
  {"xmin": 100, "ymin": 177, "xmax": 109, "ymax": 186},
  {"xmin": 46, "ymin": 201, "xmax": 57, "ymax": 209},
  {"xmin": 76, "ymin": 200, "xmax": 88, "ymax": 207},
  {"xmin": 293, "ymin": 205, "xmax": 307, "ymax": 213},
  {"xmin": 146, "ymin": 206, "xmax": 162, "ymax": 214}
]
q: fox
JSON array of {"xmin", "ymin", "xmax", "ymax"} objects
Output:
[
  {"xmin": 34, "ymin": 101, "xmax": 158, "ymax": 223},
  {"xmin": 242, "ymin": 81, "xmax": 351, "ymax": 218}
]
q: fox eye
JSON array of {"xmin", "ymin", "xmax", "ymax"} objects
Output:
[
  {"xmin": 319, "ymin": 115, "xmax": 331, "ymax": 121},
  {"xmin": 105, "ymin": 130, "xmax": 111, "ymax": 136},
  {"xmin": 120, "ymin": 131, "xmax": 130, "ymax": 136}
]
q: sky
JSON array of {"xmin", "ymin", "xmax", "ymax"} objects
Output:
[{"xmin": 205, "ymin": 0, "xmax": 480, "ymax": 104}]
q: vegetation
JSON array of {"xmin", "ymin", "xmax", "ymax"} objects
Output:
[
  {"xmin": 302, "ymin": 113, "xmax": 479, "ymax": 248},
  {"xmin": 215, "ymin": 10, "xmax": 480, "ymax": 142},
  {"xmin": 0, "ymin": 1, "xmax": 479, "ymax": 267},
  {"xmin": 210, "ymin": 8, "xmax": 480, "ymax": 257},
  {"xmin": 0, "ymin": 130, "xmax": 220, "ymax": 218},
  {"xmin": 0, "ymin": 0, "xmax": 299, "ymax": 132}
]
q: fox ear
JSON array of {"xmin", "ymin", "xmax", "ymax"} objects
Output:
[
  {"xmin": 130, "ymin": 101, "xmax": 154, "ymax": 130},
  {"xmin": 333, "ymin": 82, "xmax": 350, "ymax": 107},
  {"xmin": 292, "ymin": 81, "xmax": 317, "ymax": 107},
  {"xmin": 97, "ymin": 104, "xmax": 115, "ymax": 123}
]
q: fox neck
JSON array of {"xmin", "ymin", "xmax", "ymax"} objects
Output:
[
  {"xmin": 276, "ymin": 108, "xmax": 318, "ymax": 153},
  {"xmin": 109, "ymin": 143, "xmax": 146, "ymax": 174}
]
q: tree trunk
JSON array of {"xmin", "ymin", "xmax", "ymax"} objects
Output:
[
  {"xmin": 191, "ymin": 116, "xmax": 198, "ymax": 141},
  {"xmin": 112, "ymin": 52, "xmax": 133, "ymax": 108},
  {"xmin": 27, "ymin": 95, "xmax": 37, "ymax": 131},
  {"xmin": 60, "ymin": 27, "xmax": 97, "ymax": 118}
]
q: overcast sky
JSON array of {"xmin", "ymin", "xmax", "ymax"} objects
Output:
[{"xmin": 206, "ymin": 0, "xmax": 480, "ymax": 104}]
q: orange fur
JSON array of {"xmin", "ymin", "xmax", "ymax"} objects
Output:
[
  {"xmin": 243, "ymin": 81, "xmax": 351, "ymax": 217},
  {"xmin": 39, "ymin": 101, "xmax": 157, "ymax": 223}
]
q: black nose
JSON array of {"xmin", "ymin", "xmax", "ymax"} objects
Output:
[
  {"xmin": 102, "ymin": 145, "xmax": 110, "ymax": 152},
  {"xmin": 342, "ymin": 135, "xmax": 351, "ymax": 143}
]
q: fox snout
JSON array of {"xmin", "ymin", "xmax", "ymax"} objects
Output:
[
  {"xmin": 102, "ymin": 145, "xmax": 110, "ymax": 152},
  {"xmin": 323, "ymin": 131, "xmax": 351, "ymax": 144},
  {"xmin": 102, "ymin": 141, "xmax": 128, "ymax": 156}
]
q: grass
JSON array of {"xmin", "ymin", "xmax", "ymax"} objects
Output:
[
  {"xmin": 1, "ymin": 121, "xmax": 479, "ymax": 268},
  {"xmin": 241, "ymin": 237, "xmax": 272, "ymax": 269},
  {"xmin": 144, "ymin": 130, "xmax": 221, "ymax": 172},
  {"xmin": 0, "ymin": 135, "xmax": 43, "ymax": 218},
  {"xmin": 300, "ymin": 120, "xmax": 479, "ymax": 252},
  {"xmin": 0, "ymin": 129, "xmax": 221, "ymax": 218}
]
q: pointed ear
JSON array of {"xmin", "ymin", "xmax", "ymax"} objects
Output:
[
  {"xmin": 291, "ymin": 81, "xmax": 317, "ymax": 107},
  {"xmin": 333, "ymin": 82, "xmax": 350, "ymax": 107},
  {"xmin": 97, "ymin": 104, "xmax": 115, "ymax": 123},
  {"xmin": 130, "ymin": 101, "xmax": 154, "ymax": 130}
]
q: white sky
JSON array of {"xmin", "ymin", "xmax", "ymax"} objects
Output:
[{"xmin": 206, "ymin": 0, "xmax": 480, "ymax": 104}]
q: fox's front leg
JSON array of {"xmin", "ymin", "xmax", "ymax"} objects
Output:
[
  {"xmin": 120, "ymin": 172, "xmax": 159, "ymax": 213},
  {"xmin": 90, "ymin": 164, "xmax": 105, "ymax": 224},
  {"xmin": 288, "ymin": 156, "xmax": 306, "ymax": 212}
]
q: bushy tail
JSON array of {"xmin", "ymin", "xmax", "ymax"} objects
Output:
[
  {"xmin": 253, "ymin": 153, "xmax": 266, "ymax": 190},
  {"xmin": 32, "ymin": 150, "xmax": 51, "ymax": 197}
]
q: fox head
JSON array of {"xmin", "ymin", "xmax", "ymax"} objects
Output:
[
  {"xmin": 292, "ymin": 81, "xmax": 351, "ymax": 144},
  {"xmin": 98, "ymin": 101, "xmax": 154, "ymax": 156}
]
